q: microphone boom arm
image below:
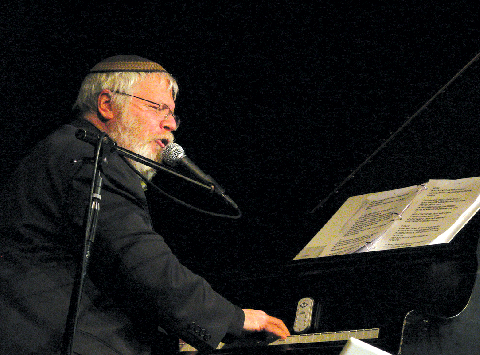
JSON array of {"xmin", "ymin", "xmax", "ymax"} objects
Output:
[{"xmin": 75, "ymin": 129, "xmax": 215, "ymax": 192}]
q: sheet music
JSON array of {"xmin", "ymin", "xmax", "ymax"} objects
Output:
[
  {"xmin": 294, "ymin": 186, "xmax": 421, "ymax": 259},
  {"xmin": 320, "ymin": 186, "xmax": 421, "ymax": 256},
  {"xmin": 295, "ymin": 177, "xmax": 480, "ymax": 259},
  {"xmin": 368, "ymin": 178, "xmax": 480, "ymax": 251}
]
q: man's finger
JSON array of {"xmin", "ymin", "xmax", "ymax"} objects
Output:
[{"xmin": 265, "ymin": 316, "xmax": 290, "ymax": 339}]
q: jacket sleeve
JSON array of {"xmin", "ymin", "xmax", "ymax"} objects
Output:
[{"xmin": 63, "ymin": 128, "xmax": 244, "ymax": 351}]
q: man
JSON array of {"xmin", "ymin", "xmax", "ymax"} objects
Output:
[{"xmin": 0, "ymin": 55, "xmax": 289, "ymax": 354}]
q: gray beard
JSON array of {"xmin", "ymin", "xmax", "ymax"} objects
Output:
[
  {"xmin": 107, "ymin": 117, "xmax": 162, "ymax": 181},
  {"xmin": 120, "ymin": 141, "xmax": 161, "ymax": 181},
  {"xmin": 130, "ymin": 155, "xmax": 158, "ymax": 181}
]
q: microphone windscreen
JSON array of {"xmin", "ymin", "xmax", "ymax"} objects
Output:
[{"xmin": 162, "ymin": 143, "xmax": 186, "ymax": 166}]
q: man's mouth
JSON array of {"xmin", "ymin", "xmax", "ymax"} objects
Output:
[{"xmin": 155, "ymin": 139, "xmax": 170, "ymax": 148}]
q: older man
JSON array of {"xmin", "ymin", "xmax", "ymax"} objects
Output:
[{"xmin": 0, "ymin": 55, "xmax": 289, "ymax": 354}]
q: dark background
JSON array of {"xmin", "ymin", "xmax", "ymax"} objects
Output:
[{"xmin": 1, "ymin": 1, "xmax": 480, "ymax": 273}]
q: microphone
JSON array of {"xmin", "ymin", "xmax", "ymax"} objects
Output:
[{"xmin": 162, "ymin": 143, "xmax": 238, "ymax": 209}]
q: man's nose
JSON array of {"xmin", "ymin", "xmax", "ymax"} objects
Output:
[{"xmin": 161, "ymin": 115, "xmax": 177, "ymax": 132}]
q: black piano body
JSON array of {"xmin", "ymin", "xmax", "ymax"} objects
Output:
[{"xmin": 189, "ymin": 216, "xmax": 479, "ymax": 355}]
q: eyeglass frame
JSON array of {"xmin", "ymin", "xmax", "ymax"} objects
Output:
[{"xmin": 113, "ymin": 91, "xmax": 180, "ymax": 127}]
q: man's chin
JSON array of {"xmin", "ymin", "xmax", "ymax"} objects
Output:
[
  {"xmin": 126, "ymin": 147, "xmax": 161, "ymax": 180},
  {"xmin": 133, "ymin": 144, "xmax": 162, "ymax": 164},
  {"xmin": 142, "ymin": 168, "xmax": 157, "ymax": 181}
]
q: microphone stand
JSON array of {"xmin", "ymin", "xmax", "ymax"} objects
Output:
[
  {"xmin": 62, "ymin": 129, "xmax": 241, "ymax": 353},
  {"xmin": 61, "ymin": 133, "xmax": 109, "ymax": 355}
]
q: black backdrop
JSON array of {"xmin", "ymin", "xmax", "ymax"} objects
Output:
[{"xmin": 2, "ymin": 1, "xmax": 480, "ymax": 274}]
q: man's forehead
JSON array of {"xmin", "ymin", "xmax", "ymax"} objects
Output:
[
  {"xmin": 133, "ymin": 74, "xmax": 175, "ymax": 107},
  {"xmin": 134, "ymin": 74, "xmax": 171, "ymax": 93}
]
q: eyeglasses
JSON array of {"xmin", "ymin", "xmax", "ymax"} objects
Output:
[{"xmin": 113, "ymin": 91, "xmax": 180, "ymax": 127}]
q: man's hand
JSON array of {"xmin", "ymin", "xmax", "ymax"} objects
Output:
[{"xmin": 242, "ymin": 309, "xmax": 291, "ymax": 340}]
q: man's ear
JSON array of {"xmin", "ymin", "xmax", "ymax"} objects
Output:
[{"xmin": 97, "ymin": 90, "xmax": 116, "ymax": 122}]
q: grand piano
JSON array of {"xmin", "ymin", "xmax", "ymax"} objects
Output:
[
  {"xmin": 179, "ymin": 228, "xmax": 480, "ymax": 354},
  {"xmin": 155, "ymin": 55, "xmax": 480, "ymax": 354}
]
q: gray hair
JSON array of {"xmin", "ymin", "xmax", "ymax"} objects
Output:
[{"xmin": 73, "ymin": 71, "xmax": 179, "ymax": 114}]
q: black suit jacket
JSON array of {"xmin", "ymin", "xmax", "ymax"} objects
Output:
[{"xmin": 0, "ymin": 120, "xmax": 244, "ymax": 354}]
